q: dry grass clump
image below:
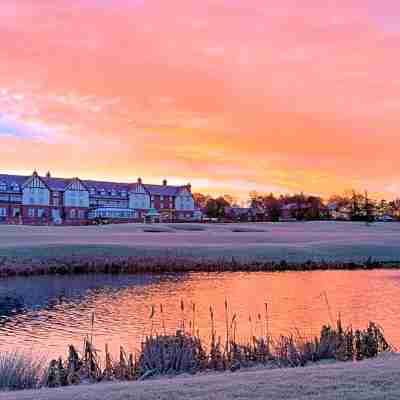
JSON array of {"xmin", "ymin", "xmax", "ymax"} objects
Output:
[
  {"xmin": 168, "ymin": 225, "xmax": 207, "ymax": 232},
  {"xmin": 39, "ymin": 302, "xmax": 392, "ymax": 391},
  {"xmin": 0, "ymin": 352, "xmax": 44, "ymax": 391},
  {"xmin": 142, "ymin": 227, "xmax": 175, "ymax": 233},
  {"xmin": 230, "ymin": 228, "xmax": 268, "ymax": 233},
  {"xmin": 136, "ymin": 331, "xmax": 208, "ymax": 377}
]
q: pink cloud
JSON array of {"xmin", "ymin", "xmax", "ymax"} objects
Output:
[{"xmin": 0, "ymin": 0, "xmax": 399, "ymax": 198}]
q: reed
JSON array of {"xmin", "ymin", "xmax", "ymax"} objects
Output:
[
  {"xmin": 40, "ymin": 301, "xmax": 392, "ymax": 391},
  {"xmin": 0, "ymin": 352, "xmax": 44, "ymax": 391}
]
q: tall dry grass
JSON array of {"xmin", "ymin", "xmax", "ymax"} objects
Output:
[
  {"xmin": 40, "ymin": 302, "xmax": 392, "ymax": 390},
  {"xmin": 0, "ymin": 352, "xmax": 44, "ymax": 391}
]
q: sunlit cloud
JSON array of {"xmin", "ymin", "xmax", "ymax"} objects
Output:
[{"xmin": 0, "ymin": 0, "xmax": 399, "ymax": 199}]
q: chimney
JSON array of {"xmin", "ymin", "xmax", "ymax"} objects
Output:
[
  {"xmin": 163, "ymin": 179, "xmax": 167, "ymax": 186},
  {"xmin": 46, "ymin": 171, "xmax": 51, "ymax": 178},
  {"xmin": 137, "ymin": 177, "xmax": 142, "ymax": 184}
]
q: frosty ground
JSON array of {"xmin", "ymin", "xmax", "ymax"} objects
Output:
[
  {"xmin": 1, "ymin": 354, "xmax": 399, "ymax": 400},
  {"xmin": 0, "ymin": 221, "xmax": 399, "ymax": 263}
]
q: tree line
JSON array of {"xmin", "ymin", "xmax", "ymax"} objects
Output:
[{"xmin": 193, "ymin": 190, "xmax": 400, "ymax": 222}]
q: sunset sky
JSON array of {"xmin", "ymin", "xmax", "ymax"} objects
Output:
[{"xmin": 1, "ymin": 0, "xmax": 399, "ymax": 200}]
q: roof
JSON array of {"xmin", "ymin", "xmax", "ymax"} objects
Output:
[
  {"xmin": 82, "ymin": 179, "xmax": 132, "ymax": 192},
  {"xmin": 42, "ymin": 177, "xmax": 72, "ymax": 191},
  {"xmin": 0, "ymin": 174, "xmax": 30, "ymax": 188},
  {"xmin": 143, "ymin": 184, "xmax": 185, "ymax": 196},
  {"xmin": 0, "ymin": 173, "xmax": 191, "ymax": 196}
]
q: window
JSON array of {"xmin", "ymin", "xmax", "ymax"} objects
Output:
[
  {"xmin": 28, "ymin": 208, "xmax": 35, "ymax": 218},
  {"xmin": 79, "ymin": 199, "xmax": 85, "ymax": 207},
  {"xmin": 13, "ymin": 208, "xmax": 20, "ymax": 217},
  {"xmin": 100, "ymin": 189, "xmax": 106, "ymax": 196},
  {"xmin": 70, "ymin": 209, "xmax": 76, "ymax": 219},
  {"xmin": 11, "ymin": 183, "xmax": 19, "ymax": 191},
  {"xmin": 78, "ymin": 210, "xmax": 85, "ymax": 219},
  {"xmin": 0, "ymin": 208, "xmax": 6, "ymax": 217},
  {"xmin": 0, "ymin": 183, "xmax": 6, "ymax": 192},
  {"xmin": 53, "ymin": 197, "xmax": 59, "ymax": 206},
  {"xmin": 111, "ymin": 190, "xmax": 116, "ymax": 196},
  {"xmin": 37, "ymin": 208, "xmax": 45, "ymax": 218},
  {"xmin": 90, "ymin": 188, "xmax": 96, "ymax": 195},
  {"xmin": 121, "ymin": 191, "xmax": 127, "ymax": 197}
]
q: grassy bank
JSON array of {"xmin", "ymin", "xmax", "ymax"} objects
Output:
[
  {"xmin": 1, "ymin": 222, "xmax": 400, "ymax": 278},
  {"xmin": 1, "ymin": 354, "xmax": 398, "ymax": 400},
  {"xmin": 2, "ymin": 252, "xmax": 400, "ymax": 278}
]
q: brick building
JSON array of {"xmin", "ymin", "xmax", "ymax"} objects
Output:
[{"xmin": 0, "ymin": 171, "xmax": 199, "ymax": 225}]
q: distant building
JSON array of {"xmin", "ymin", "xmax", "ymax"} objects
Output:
[
  {"xmin": 326, "ymin": 202, "xmax": 352, "ymax": 221},
  {"xmin": 0, "ymin": 171, "xmax": 197, "ymax": 225},
  {"xmin": 223, "ymin": 206, "xmax": 267, "ymax": 222}
]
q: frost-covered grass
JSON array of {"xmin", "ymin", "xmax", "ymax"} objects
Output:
[
  {"xmin": 0, "ymin": 352, "xmax": 44, "ymax": 391},
  {"xmin": 0, "ymin": 222, "xmax": 400, "ymax": 264},
  {"xmin": 1, "ymin": 354, "xmax": 400, "ymax": 400}
]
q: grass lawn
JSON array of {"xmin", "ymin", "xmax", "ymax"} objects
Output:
[{"xmin": 0, "ymin": 221, "xmax": 400, "ymax": 263}]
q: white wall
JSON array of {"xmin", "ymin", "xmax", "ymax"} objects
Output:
[
  {"xmin": 64, "ymin": 190, "xmax": 89, "ymax": 207},
  {"xmin": 22, "ymin": 187, "xmax": 50, "ymax": 206},
  {"xmin": 129, "ymin": 193, "xmax": 150, "ymax": 209},
  {"xmin": 175, "ymin": 193, "xmax": 195, "ymax": 210}
]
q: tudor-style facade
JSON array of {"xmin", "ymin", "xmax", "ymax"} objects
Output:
[{"xmin": 0, "ymin": 171, "xmax": 198, "ymax": 225}]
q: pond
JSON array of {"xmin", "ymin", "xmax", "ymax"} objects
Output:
[{"xmin": 1, "ymin": 270, "xmax": 399, "ymax": 360}]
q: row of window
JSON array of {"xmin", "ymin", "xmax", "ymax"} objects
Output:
[
  {"xmin": 66, "ymin": 199, "xmax": 87, "ymax": 207},
  {"xmin": 25, "ymin": 197, "xmax": 48, "ymax": 205},
  {"xmin": 0, "ymin": 208, "xmax": 21, "ymax": 217},
  {"xmin": 27, "ymin": 208, "xmax": 46, "ymax": 218},
  {"xmin": 0, "ymin": 183, "xmax": 20, "ymax": 192},
  {"xmin": 89, "ymin": 209, "xmax": 137, "ymax": 219},
  {"xmin": 90, "ymin": 188, "xmax": 128, "ymax": 197},
  {"xmin": 69, "ymin": 209, "xmax": 86, "ymax": 219}
]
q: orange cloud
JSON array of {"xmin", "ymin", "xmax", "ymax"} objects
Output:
[{"xmin": 0, "ymin": 0, "xmax": 399, "ymax": 199}]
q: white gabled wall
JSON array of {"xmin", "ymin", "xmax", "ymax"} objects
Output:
[
  {"xmin": 175, "ymin": 188, "xmax": 195, "ymax": 210},
  {"xmin": 64, "ymin": 179, "xmax": 89, "ymax": 207},
  {"xmin": 129, "ymin": 184, "xmax": 150, "ymax": 209},
  {"xmin": 22, "ymin": 175, "xmax": 50, "ymax": 206}
]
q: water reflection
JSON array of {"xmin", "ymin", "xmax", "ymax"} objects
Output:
[{"xmin": 1, "ymin": 270, "xmax": 400, "ymax": 360}]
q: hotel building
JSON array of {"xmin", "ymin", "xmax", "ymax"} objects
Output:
[{"xmin": 0, "ymin": 171, "xmax": 199, "ymax": 225}]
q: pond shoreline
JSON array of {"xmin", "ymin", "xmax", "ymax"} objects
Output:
[{"xmin": 1, "ymin": 254, "xmax": 400, "ymax": 278}]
